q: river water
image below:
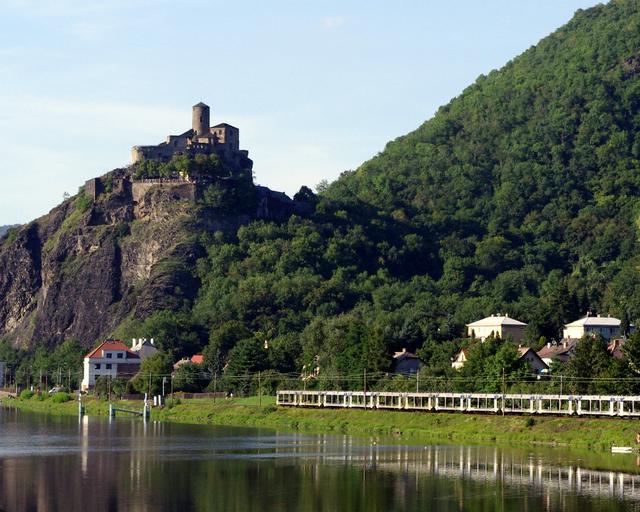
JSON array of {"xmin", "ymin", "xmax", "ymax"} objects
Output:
[{"xmin": 1, "ymin": 408, "xmax": 640, "ymax": 511}]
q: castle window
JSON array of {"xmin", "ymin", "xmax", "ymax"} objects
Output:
[
  {"xmin": 106, "ymin": 364, "xmax": 112, "ymax": 370},
  {"xmin": 95, "ymin": 364, "xmax": 101, "ymax": 370}
]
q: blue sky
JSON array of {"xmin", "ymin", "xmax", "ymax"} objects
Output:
[{"xmin": 0, "ymin": 0, "xmax": 602, "ymax": 224}]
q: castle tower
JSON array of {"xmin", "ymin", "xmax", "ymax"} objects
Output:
[{"xmin": 192, "ymin": 102, "xmax": 210, "ymax": 136}]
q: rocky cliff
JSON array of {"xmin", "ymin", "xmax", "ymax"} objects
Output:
[{"xmin": 0, "ymin": 169, "xmax": 304, "ymax": 350}]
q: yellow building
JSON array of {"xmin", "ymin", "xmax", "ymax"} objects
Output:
[{"xmin": 466, "ymin": 314, "xmax": 527, "ymax": 342}]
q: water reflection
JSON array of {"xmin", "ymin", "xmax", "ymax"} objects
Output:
[{"xmin": 0, "ymin": 407, "xmax": 638, "ymax": 511}]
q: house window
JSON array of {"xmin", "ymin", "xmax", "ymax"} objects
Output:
[
  {"xmin": 95, "ymin": 364, "xmax": 101, "ymax": 370},
  {"xmin": 117, "ymin": 353, "xmax": 123, "ymax": 359},
  {"xmin": 106, "ymin": 364, "xmax": 112, "ymax": 370},
  {"xmin": 106, "ymin": 353, "xmax": 112, "ymax": 358}
]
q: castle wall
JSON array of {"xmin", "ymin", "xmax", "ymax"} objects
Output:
[
  {"xmin": 85, "ymin": 178, "xmax": 103, "ymax": 200},
  {"xmin": 131, "ymin": 181, "xmax": 197, "ymax": 203}
]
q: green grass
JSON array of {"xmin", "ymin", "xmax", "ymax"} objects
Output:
[{"xmin": 5, "ymin": 394, "xmax": 640, "ymax": 451}]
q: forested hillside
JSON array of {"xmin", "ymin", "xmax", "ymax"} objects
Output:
[
  {"xmin": 175, "ymin": 0, "xmax": 640, "ymax": 376},
  {"xmin": 0, "ymin": 226, "xmax": 18, "ymax": 237},
  {"xmin": 4, "ymin": 0, "xmax": 640, "ymax": 388}
]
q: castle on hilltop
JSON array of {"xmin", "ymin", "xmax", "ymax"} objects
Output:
[{"xmin": 131, "ymin": 102, "xmax": 251, "ymax": 169}]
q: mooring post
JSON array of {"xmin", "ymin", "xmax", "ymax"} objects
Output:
[
  {"xmin": 109, "ymin": 403, "xmax": 115, "ymax": 418},
  {"xmin": 78, "ymin": 392, "xmax": 85, "ymax": 417},
  {"xmin": 143, "ymin": 403, "xmax": 150, "ymax": 422}
]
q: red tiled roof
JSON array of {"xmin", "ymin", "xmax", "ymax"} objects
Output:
[
  {"xmin": 86, "ymin": 340, "xmax": 139, "ymax": 360},
  {"xmin": 537, "ymin": 339, "xmax": 577, "ymax": 359},
  {"xmin": 191, "ymin": 355, "xmax": 204, "ymax": 364}
]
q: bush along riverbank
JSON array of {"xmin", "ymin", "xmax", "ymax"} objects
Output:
[{"xmin": 4, "ymin": 393, "xmax": 640, "ymax": 451}]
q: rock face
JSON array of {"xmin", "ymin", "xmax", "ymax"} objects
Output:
[{"xmin": 0, "ymin": 170, "xmax": 303, "ymax": 350}]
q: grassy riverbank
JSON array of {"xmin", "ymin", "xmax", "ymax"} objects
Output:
[{"xmin": 3, "ymin": 394, "xmax": 639, "ymax": 450}]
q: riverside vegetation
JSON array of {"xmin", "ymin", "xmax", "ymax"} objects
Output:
[
  {"xmin": 5, "ymin": 393, "xmax": 640, "ymax": 453},
  {"xmin": 4, "ymin": 2, "xmax": 640, "ymax": 397}
]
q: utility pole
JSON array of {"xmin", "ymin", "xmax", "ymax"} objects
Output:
[
  {"xmin": 213, "ymin": 373, "xmax": 217, "ymax": 404},
  {"xmin": 502, "ymin": 368, "xmax": 505, "ymax": 417},
  {"xmin": 364, "ymin": 369, "xmax": 367, "ymax": 410},
  {"xmin": 68, "ymin": 368, "xmax": 71, "ymax": 391},
  {"xmin": 416, "ymin": 371, "xmax": 419, "ymax": 393}
]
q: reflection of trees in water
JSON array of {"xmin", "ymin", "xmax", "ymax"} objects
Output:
[{"xmin": 0, "ymin": 413, "xmax": 638, "ymax": 511}]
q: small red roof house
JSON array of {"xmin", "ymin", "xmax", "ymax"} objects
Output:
[
  {"xmin": 517, "ymin": 346, "xmax": 549, "ymax": 374},
  {"xmin": 173, "ymin": 354, "xmax": 205, "ymax": 371},
  {"xmin": 537, "ymin": 339, "xmax": 578, "ymax": 367},
  {"xmin": 81, "ymin": 339, "xmax": 141, "ymax": 391}
]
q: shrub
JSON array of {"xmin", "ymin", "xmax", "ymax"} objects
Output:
[
  {"xmin": 75, "ymin": 193, "xmax": 93, "ymax": 213},
  {"xmin": 51, "ymin": 392, "xmax": 71, "ymax": 403},
  {"xmin": 19, "ymin": 390, "xmax": 34, "ymax": 400},
  {"xmin": 525, "ymin": 417, "xmax": 536, "ymax": 428}
]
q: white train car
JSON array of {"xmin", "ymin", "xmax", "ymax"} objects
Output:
[{"xmin": 276, "ymin": 390, "xmax": 640, "ymax": 418}]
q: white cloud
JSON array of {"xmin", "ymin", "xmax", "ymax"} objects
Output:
[{"xmin": 322, "ymin": 16, "xmax": 346, "ymax": 30}]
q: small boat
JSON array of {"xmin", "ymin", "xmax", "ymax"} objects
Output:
[{"xmin": 611, "ymin": 446, "xmax": 634, "ymax": 454}]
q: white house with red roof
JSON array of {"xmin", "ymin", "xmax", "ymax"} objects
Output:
[{"xmin": 81, "ymin": 339, "xmax": 142, "ymax": 391}]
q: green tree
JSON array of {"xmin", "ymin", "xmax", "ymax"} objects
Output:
[
  {"xmin": 131, "ymin": 353, "xmax": 173, "ymax": 396},
  {"xmin": 173, "ymin": 363, "xmax": 207, "ymax": 392}
]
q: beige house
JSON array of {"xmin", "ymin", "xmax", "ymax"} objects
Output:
[
  {"xmin": 466, "ymin": 314, "xmax": 527, "ymax": 342},
  {"xmin": 562, "ymin": 314, "xmax": 631, "ymax": 340}
]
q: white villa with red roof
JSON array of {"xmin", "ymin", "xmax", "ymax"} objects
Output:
[{"xmin": 81, "ymin": 339, "xmax": 142, "ymax": 391}]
